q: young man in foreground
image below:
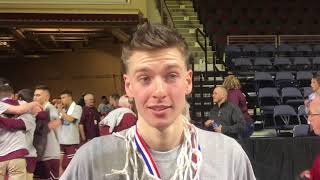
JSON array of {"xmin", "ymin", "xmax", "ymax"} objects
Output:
[{"xmin": 61, "ymin": 23, "xmax": 256, "ymax": 180}]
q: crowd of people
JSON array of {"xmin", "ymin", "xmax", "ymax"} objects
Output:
[{"xmin": 0, "ymin": 83, "xmax": 138, "ymax": 180}]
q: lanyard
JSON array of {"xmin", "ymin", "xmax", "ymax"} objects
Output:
[{"xmin": 134, "ymin": 127, "xmax": 161, "ymax": 179}]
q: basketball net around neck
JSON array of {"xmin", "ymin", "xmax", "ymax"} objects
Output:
[{"xmin": 105, "ymin": 116, "xmax": 202, "ymax": 180}]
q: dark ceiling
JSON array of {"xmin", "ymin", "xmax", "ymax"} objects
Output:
[{"xmin": 0, "ymin": 13, "xmax": 141, "ymax": 60}]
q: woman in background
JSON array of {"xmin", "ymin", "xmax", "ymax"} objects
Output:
[{"xmin": 223, "ymin": 75, "xmax": 254, "ymax": 138}]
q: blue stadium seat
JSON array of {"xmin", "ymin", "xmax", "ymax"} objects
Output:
[
  {"xmin": 242, "ymin": 44, "xmax": 259, "ymax": 57},
  {"xmin": 232, "ymin": 57, "xmax": 252, "ymax": 71},
  {"xmin": 274, "ymin": 57, "xmax": 292, "ymax": 70},
  {"xmin": 260, "ymin": 44, "xmax": 276, "ymax": 57},
  {"xmin": 258, "ymin": 87, "xmax": 281, "ymax": 127},
  {"xmin": 278, "ymin": 44, "xmax": 295, "ymax": 57},
  {"xmin": 296, "ymin": 44, "xmax": 312, "ymax": 57},
  {"xmin": 292, "ymin": 57, "xmax": 311, "ymax": 71},
  {"xmin": 273, "ymin": 105, "xmax": 299, "ymax": 136},
  {"xmin": 275, "ymin": 72, "xmax": 296, "ymax": 89},
  {"xmin": 281, "ymin": 87, "xmax": 304, "ymax": 111},
  {"xmin": 296, "ymin": 71, "xmax": 313, "ymax": 87},
  {"xmin": 253, "ymin": 57, "xmax": 273, "ymax": 71}
]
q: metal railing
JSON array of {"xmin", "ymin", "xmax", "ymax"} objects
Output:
[
  {"xmin": 195, "ymin": 28, "xmax": 208, "ymax": 73},
  {"xmin": 158, "ymin": 0, "xmax": 175, "ymax": 28},
  {"xmin": 227, "ymin": 35, "xmax": 278, "ymax": 47},
  {"xmin": 278, "ymin": 35, "xmax": 320, "ymax": 45}
]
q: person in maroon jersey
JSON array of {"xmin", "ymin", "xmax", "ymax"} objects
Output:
[
  {"xmin": 99, "ymin": 95, "xmax": 137, "ymax": 136},
  {"xmin": 79, "ymin": 93, "xmax": 101, "ymax": 142}
]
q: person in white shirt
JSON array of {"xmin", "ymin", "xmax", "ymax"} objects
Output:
[
  {"xmin": 56, "ymin": 90, "xmax": 82, "ymax": 175},
  {"xmin": 33, "ymin": 85, "xmax": 61, "ymax": 180}
]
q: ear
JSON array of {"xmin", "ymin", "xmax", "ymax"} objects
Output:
[
  {"xmin": 123, "ymin": 74, "xmax": 134, "ymax": 98},
  {"xmin": 185, "ymin": 70, "xmax": 193, "ymax": 95}
]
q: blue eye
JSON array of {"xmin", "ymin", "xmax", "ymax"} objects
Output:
[
  {"xmin": 139, "ymin": 76, "xmax": 151, "ymax": 84},
  {"xmin": 166, "ymin": 73, "xmax": 178, "ymax": 81}
]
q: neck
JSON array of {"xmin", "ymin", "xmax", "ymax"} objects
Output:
[
  {"xmin": 66, "ymin": 101, "xmax": 73, "ymax": 108},
  {"xmin": 218, "ymin": 100, "xmax": 225, "ymax": 107},
  {"xmin": 42, "ymin": 101, "xmax": 49, "ymax": 108},
  {"xmin": 137, "ymin": 115, "xmax": 185, "ymax": 152}
]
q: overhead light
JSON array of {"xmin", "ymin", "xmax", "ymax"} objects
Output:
[
  {"xmin": 0, "ymin": 41, "xmax": 10, "ymax": 47},
  {"xmin": 24, "ymin": 54, "xmax": 48, "ymax": 58},
  {"xmin": 22, "ymin": 28, "xmax": 104, "ymax": 32},
  {"xmin": 0, "ymin": 36, "xmax": 15, "ymax": 41}
]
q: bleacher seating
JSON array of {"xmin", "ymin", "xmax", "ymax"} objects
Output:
[
  {"xmin": 273, "ymin": 105, "xmax": 300, "ymax": 136},
  {"xmin": 189, "ymin": 0, "xmax": 320, "ymax": 134}
]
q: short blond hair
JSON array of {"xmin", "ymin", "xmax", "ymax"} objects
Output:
[
  {"xmin": 223, "ymin": 75, "xmax": 241, "ymax": 90},
  {"xmin": 118, "ymin": 95, "xmax": 132, "ymax": 108}
]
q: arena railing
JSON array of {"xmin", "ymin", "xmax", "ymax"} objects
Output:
[
  {"xmin": 278, "ymin": 35, "xmax": 320, "ymax": 45},
  {"xmin": 158, "ymin": 0, "xmax": 175, "ymax": 28},
  {"xmin": 227, "ymin": 35, "xmax": 278, "ymax": 46}
]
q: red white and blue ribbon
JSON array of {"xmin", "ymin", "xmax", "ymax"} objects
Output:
[
  {"xmin": 133, "ymin": 125, "xmax": 202, "ymax": 180},
  {"xmin": 133, "ymin": 127, "xmax": 161, "ymax": 179},
  {"xmin": 190, "ymin": 124, "xmax": 202, "ymax": 180}
]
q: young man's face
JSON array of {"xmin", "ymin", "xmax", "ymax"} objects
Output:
[
  {"xmin": 311, "ymin": 78, "xmax": 320, "ymax": 92},
  {"xmin": 124, "ymin": 47, "xmax": 192, "ymax": 129},
  {"xmin": 109, "ymin": 97, "xmax": 116, "ymax": 107},
  {"xmin": 60, "ymin": 94, "xmax": 72, "ymax": 107},
  {"xmin": 34, "ymin": 89, "xmax": 49, "ymax": 106}
]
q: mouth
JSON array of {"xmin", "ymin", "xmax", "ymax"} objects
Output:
[{"xmin": 148, "ymin": 105, "xmax": 172, "ymax": 115}]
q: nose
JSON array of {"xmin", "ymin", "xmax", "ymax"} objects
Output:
[{"xmin": 153, "ymin": 77, "xmax": 166, "ymax": 99}]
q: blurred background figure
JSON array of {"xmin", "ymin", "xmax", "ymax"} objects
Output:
[{"xmin": 99, "ymin": 95, "xmax": 136, "ymax": 136}]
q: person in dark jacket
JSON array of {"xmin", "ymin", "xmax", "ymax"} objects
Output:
[{"xmin": 204, "ymin": 86, "xmax": 246, "ymax": 139}]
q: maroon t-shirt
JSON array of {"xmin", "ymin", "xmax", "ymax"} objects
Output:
[
  {"xmin": 80, "ymin": 106, "xmax": 101, "ymax": 139},
  {"xmin": 227, "ymin": 89, "xmax": 253, "ymax": 123},
  {"xmin": 311, "ymin": 153, "xmax": 320, "ymax": 180},
  {"xmin": 99, "ymin": 113, "xmax": 137, "ymax": 136}
]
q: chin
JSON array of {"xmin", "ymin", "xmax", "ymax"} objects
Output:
[
  {"xmin": 314, "ymin": 129, "xmax": 320, "ymax": 136},
  {"xmin": 145, "ymin": 114, "xmax": 177, "ymax": 129}
]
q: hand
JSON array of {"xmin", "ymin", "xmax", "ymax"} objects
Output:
[
  {"xmin": 81, "ymin": 135, "xmax": 86, "ymax": 142},
  {"xmin": 48, "ymin": 119, "xmax": 61, "ymax": 130},
  {"xmin": 57, "ymin": 103, "xmax": 64, "ymax": 112},
  {"xmin": 29, "ymin": 102, "xmax": 42, "ymax": 115},
  {"xmin": 300, "ymin": 170, "xmax": 310, "ymax": 179},
  {"xmin": 214, "ymin": 125, "xmax": 222, "ymax": 133},
  {"xmin": 204, "ymin": 120, "xmax": 214, "ymax": 128}
]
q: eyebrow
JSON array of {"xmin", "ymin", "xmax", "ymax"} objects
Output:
[
  {"xmin": 133, "ymin": 63, "xmax": 182, "ymax": 74},
  {"xmin": 309, "ymin": 113, "xmax": 320, "ymax": 115}
]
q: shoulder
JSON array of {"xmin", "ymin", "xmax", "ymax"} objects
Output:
[
  {"xmin": 19, "ymin": 113, "xmax": 36, "ymax": 129},
  {"xmin": 197, "ymin": 127, "xmax": 239, "ymax": 148},
  {"xmin": 66, "ymin": 130, "xmax": 128, "ymax": 171},
  {"xmin": 72, "ymin": 105, "xmax": 83, "ymax": 116},
  {"xmin": 210, "ymin": 105, "xmax": 219, "ymax": 111},
  {"xmin": 81, "ymin": 106, "xmax": 89, "ymax": 113},
  {"xmin": 76, "ymin": 130, "xmax": 128, "ymax": 158},
  {"xmin": 75, "ymin": 105, "xmax": 82, "ymax": 111},
  {"xmin": 19, "ymin": 113, "xmax": 35, "ymax": 121},
  {"xmin": 197, "ymin": 127, "xmax": 247, "ymax": 161},
  {"xmin": 122, "ymin": 113, "xmax": 137, "ymax": 120},
  {"xmin": 196, "ymin": 127, "xmax": 254, "ymax": 175},
  {"xmin": 225, "ymin": 102, "xmax": 239, "ymax": 110}
]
